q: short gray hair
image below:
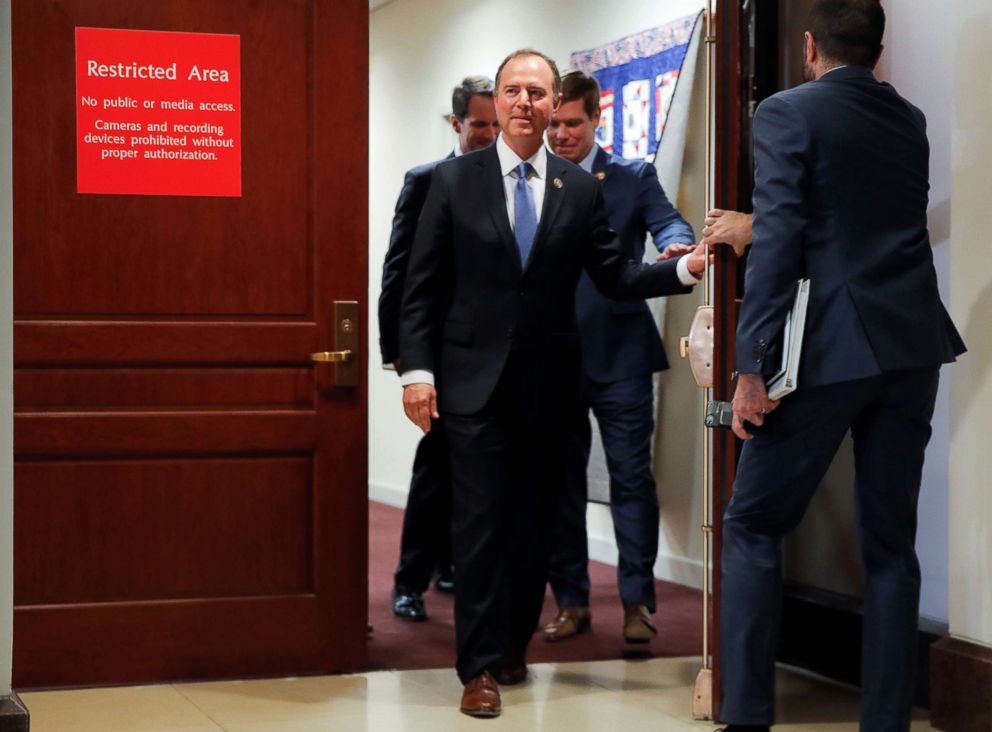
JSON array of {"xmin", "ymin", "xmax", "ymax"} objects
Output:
[{"xmin": 451, "ymin": 75, "xmax": 494, "ymax": 121}]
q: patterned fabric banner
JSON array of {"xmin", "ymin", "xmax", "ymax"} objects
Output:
[{"xmin": 571, "ymin": 12, "xmax": 702, "ymax": 161}]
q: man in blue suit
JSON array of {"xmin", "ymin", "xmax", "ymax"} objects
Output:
[
  {"xmin": 720, "ymin": 2, "xmax": 965, "ymax": 731},
  {"xmin": 543, "ymin": 70, "xmax": 695, "ymax": 644},
  {"xmin": 378, "ymin": 76, "xmax": 499, "ymax": 622}
]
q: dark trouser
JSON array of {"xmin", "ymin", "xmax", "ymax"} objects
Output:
[
  {"xmin": 549, "ymin": 373, "xmax": 659, "ymax": 610},
  {"xmin": 393, "ymin": 426, "xmax": 451, "ymax": 594},
  {"xmin": 720, "ymin": 368, "xmax": 939, "ymax": 731},
  {"xmin": 444, "ymin": 356, "xmax": 568, "ymax": 683}
]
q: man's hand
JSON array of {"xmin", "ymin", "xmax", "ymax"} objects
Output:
[
  {"xmin": 657, "ymin": 242, "xmax": 695, "ymax": 261},
  {"xmin": 731, "ymin": 373, "xmax": 780, "ymax": 440},
  {"xmin": 683, "ymin": 243, "xmax": 713, "ymax": 277},
  {"xmin": 701, "ymin": 209, "xmax": 752, "ymax": 256},
  {"xmin": 403, "ymin": 383, "xmax": 438, "ymax": 433}
]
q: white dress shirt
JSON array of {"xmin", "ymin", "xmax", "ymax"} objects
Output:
[{"xmin": 496, "ymin": 134, "xmax": 547, "ymax": 228}]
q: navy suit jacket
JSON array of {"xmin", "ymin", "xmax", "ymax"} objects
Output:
[
  {"xmin": 399, "ymin": 144, "xmax": 694, "ymax": 420},
  {"xmin": 576, "ymin": 147, "xmax": 695, "ymax": 383},
  {"xmin": 737, "ymin": 66, "xmax": 964, "ymax": 386},
  {"xmin": 377, "ymin": 153, "xmax": 454, "ymax": 365}
]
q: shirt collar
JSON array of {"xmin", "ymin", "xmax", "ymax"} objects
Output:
[
  {"xmin": 496, "ymin": 134, "xmax": 547, "ymax": 179},
  {"xmin": 453, "ymin": 144, "xmax": 464, "ymax": 158},
  {"xmin": 577, "ymin": 144, "xmax": 599, "ymax": 174},
  {"xmin": 820, "ymin": 64, "xmax": 849, "ymax": 79}
]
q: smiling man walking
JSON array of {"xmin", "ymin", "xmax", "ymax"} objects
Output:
[{"xmin": 399, "ymin": 49, "xmax": 707, "ymax": 717}]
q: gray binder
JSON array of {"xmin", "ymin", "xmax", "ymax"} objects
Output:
[{"xmin": 766, "ymin": 279, "xmax": 810, "ymax": 400}]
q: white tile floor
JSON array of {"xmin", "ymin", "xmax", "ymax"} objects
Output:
[{"xmin": 20, "ymin": 657, "xmax": 936, "ymax": 732}]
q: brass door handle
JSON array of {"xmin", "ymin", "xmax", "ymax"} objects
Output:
[{"xmin": 310, "ymin": 349, "xmax": 354, "ymax": 363}]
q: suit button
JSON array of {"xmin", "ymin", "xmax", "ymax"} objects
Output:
[{"xmin": 507, "ymin": 328, "xmax": 514, "ymax": 338}]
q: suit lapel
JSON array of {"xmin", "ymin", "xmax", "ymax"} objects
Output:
[
  {"xmin": 527, "ymin": 153, "xmax": 568, "ymax": 271},
  {"xmin": 478, "ymin": 146, "xmax": 522, "ymax": 271}
]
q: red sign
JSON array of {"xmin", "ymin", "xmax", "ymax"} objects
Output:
[{"xmin": 75, "ymin": 27, "xmax": 241, "ymax": 197}]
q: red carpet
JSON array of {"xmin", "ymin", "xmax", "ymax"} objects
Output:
[{"xmin": 367, "ymin": 500, "xmax": 703, "ymax": 671}]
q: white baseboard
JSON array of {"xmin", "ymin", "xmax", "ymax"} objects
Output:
[
  {"xmin": 369, "ymin": 480, "xmax": 408, "ymax": 509},
  {"xmin": 586, "ymin": 532, "xmax": 704, "ymax": 591},
  {"xmin": 368, "ymin": 481, "xmax": 703, "ymax": 590}
]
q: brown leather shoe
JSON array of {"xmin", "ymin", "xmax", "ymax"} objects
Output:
[
  {"xmin": 496, "ymin": 649, "xmax": 527, "ymax": 685},
  {"xmin": 623, "ymin": 603, "xmax": 657, "ymax": 644},
  {"xmin": 542, "ymin": 606, "xmax": 591, "ymax": 641},
  {"xmin": 459, "ymin": 671, "xmax": 501, "ymax": 717}
]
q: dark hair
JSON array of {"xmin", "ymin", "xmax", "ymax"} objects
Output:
[
  {"xmin": 451, "ymin": 75, "xmax": 494, "ymax": 121},
  {"xmin": 560, "ymin": 69, "xmax": 600, "ymax": 119},
  {"xmin": 494, "ymin": 49, "xmax": 562, "ymax": 101},
  {"xmin": 807, "ymin": 0, "xmax": 885, "ymax": 67}
]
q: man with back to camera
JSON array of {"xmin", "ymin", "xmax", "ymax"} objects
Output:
[
  {"xmin": 377, "ymin": 76, "xmax": 499, "ymax": 623},
  {"xmin": 398, "ymin": 49, "xmax": 709, "ymax": 717},
  {"xmin": 542, "ymin": 69, "xmax": 695, "ymax": 645},
  {"xmin": 718, "ymin": 2, "xmax": 964, "ymax": 731}
]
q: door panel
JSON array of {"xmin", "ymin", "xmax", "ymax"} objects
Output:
[{"xmin": 12, "ymin": 0, "xmax": 368, "ymax": 687}]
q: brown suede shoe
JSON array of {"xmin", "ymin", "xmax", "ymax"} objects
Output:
[
  {"xmin": 496, "ymin": 649, "xmax": 527, "ymax": 686},
  {"xmin": 623, "ymin": 603, "xmax": 657, "ymax": 644},
  {"xmin": 542, "ymin": 606, "xmax": 591, "ymax": 641},
  {"xmin": 460, "ymin": 671, "xmax": 501, "ymax": 717}
]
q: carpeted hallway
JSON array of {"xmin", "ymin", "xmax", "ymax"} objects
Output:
[{"xmin": 367, "ymin": 500, "xmax": 703, "ymax": 672}]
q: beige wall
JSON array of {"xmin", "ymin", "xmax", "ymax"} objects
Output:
[
  {"xmin": 368, "ymin": 0, "xmax": 709, "ymax": 586},
  {"xmin": 948, "ymin": 0, "xmax": 992, "ymax": 647},
  {"xmin": 1, "ymin": 0, "xmax": 13, "ymax": 699}
]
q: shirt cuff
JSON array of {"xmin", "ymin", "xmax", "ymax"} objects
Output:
[
  {"xmin": 676, "ymin": 254, "xmax": 702, "ymax": 286},
  {"xmin": 400, "ymin": 369, "xmax": 434, "ymax": 387}
]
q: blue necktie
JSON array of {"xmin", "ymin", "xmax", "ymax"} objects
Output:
[{"xmin": 513, "ymin": 162, "xmax": 538, "ymax": 267}]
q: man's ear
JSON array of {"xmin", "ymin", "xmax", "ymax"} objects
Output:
[
  {"xmin": 805, "ymin": 31, "xmax": 818, "ymax": 66},
  {"xmin": 449, "ymin": 114, "xmax": 462, "ymax": 135},
  {"xmin": 552, "ymin": 95, "xmax": 562, "ymax": 113},
  {"xmin": 592, "ymin": 108, "xmax": 601, "ymax": 128}
]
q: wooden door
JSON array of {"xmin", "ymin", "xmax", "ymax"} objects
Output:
[{"xmin": 11, "ymin": 0, "xmax": 368, "ymax": 687}]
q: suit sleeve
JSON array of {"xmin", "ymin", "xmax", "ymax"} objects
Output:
[
  {"xmin": 735, "ymin": 95, "xmax": 810, "ymax": 375},
  {"xmin": 583, "ymin": 185, "xmax": 693, "ymax": 300},
  {"xmin": 399, "ymin": 170, "xmax": 452, "ymax": 374},
  {"xmin": 637, "ymin": 162, "xmax": 695, "ymax": 250},
  {"xmin": 377, "ymin": 168, "xmax": 430, "ymax": 365}
]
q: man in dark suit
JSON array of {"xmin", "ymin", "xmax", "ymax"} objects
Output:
[
  {"xmin": 399, "ymin": 49, "xmax": 707, "ymax": 717},
  {"xmin": 377, "ymin": 76, "xmax": 499, "ymax": 622},
  {"xmin": 719, "ymin": 2, "xmax": 965, "ymax": 731},
  {"xmin": 542, "ymin": 70, "xmax": 695, "ymax": 644}
]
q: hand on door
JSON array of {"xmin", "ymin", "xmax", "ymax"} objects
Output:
[{"xmin": 403, "ymin": 383, "xmax": 439, "ymax": 433}]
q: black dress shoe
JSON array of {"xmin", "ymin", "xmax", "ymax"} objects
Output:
[
  {"xmin": 392, "ymin": 588, "xmax": 427, "ymax": 621},
  {"xmin": 434, "ymin": 566, "xmax": 455, "ymax": 593},
  {"xmin": 496, "ymin": 649, "xmax": 527, "ymax": 685},
  {"xmin": 716, "ymin": 725, "xmax": 770, "ymax": 732}
]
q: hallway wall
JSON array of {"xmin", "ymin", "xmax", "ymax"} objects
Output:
[
  {"xmin": 947, "ymin": 0, "xmax": 992, "ymax": 648},
  {"xmin": 1, "ymin": 0, "xmax": 13, "ymax": 700}
]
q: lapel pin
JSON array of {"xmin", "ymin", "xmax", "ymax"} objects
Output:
[
  {"xmin": 553, "ymin": 177, "xmax": 564, "ymax": 189},
  {"xmin": 595, "ymin": 171, "xmax": 606, "ymax": 181}
]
